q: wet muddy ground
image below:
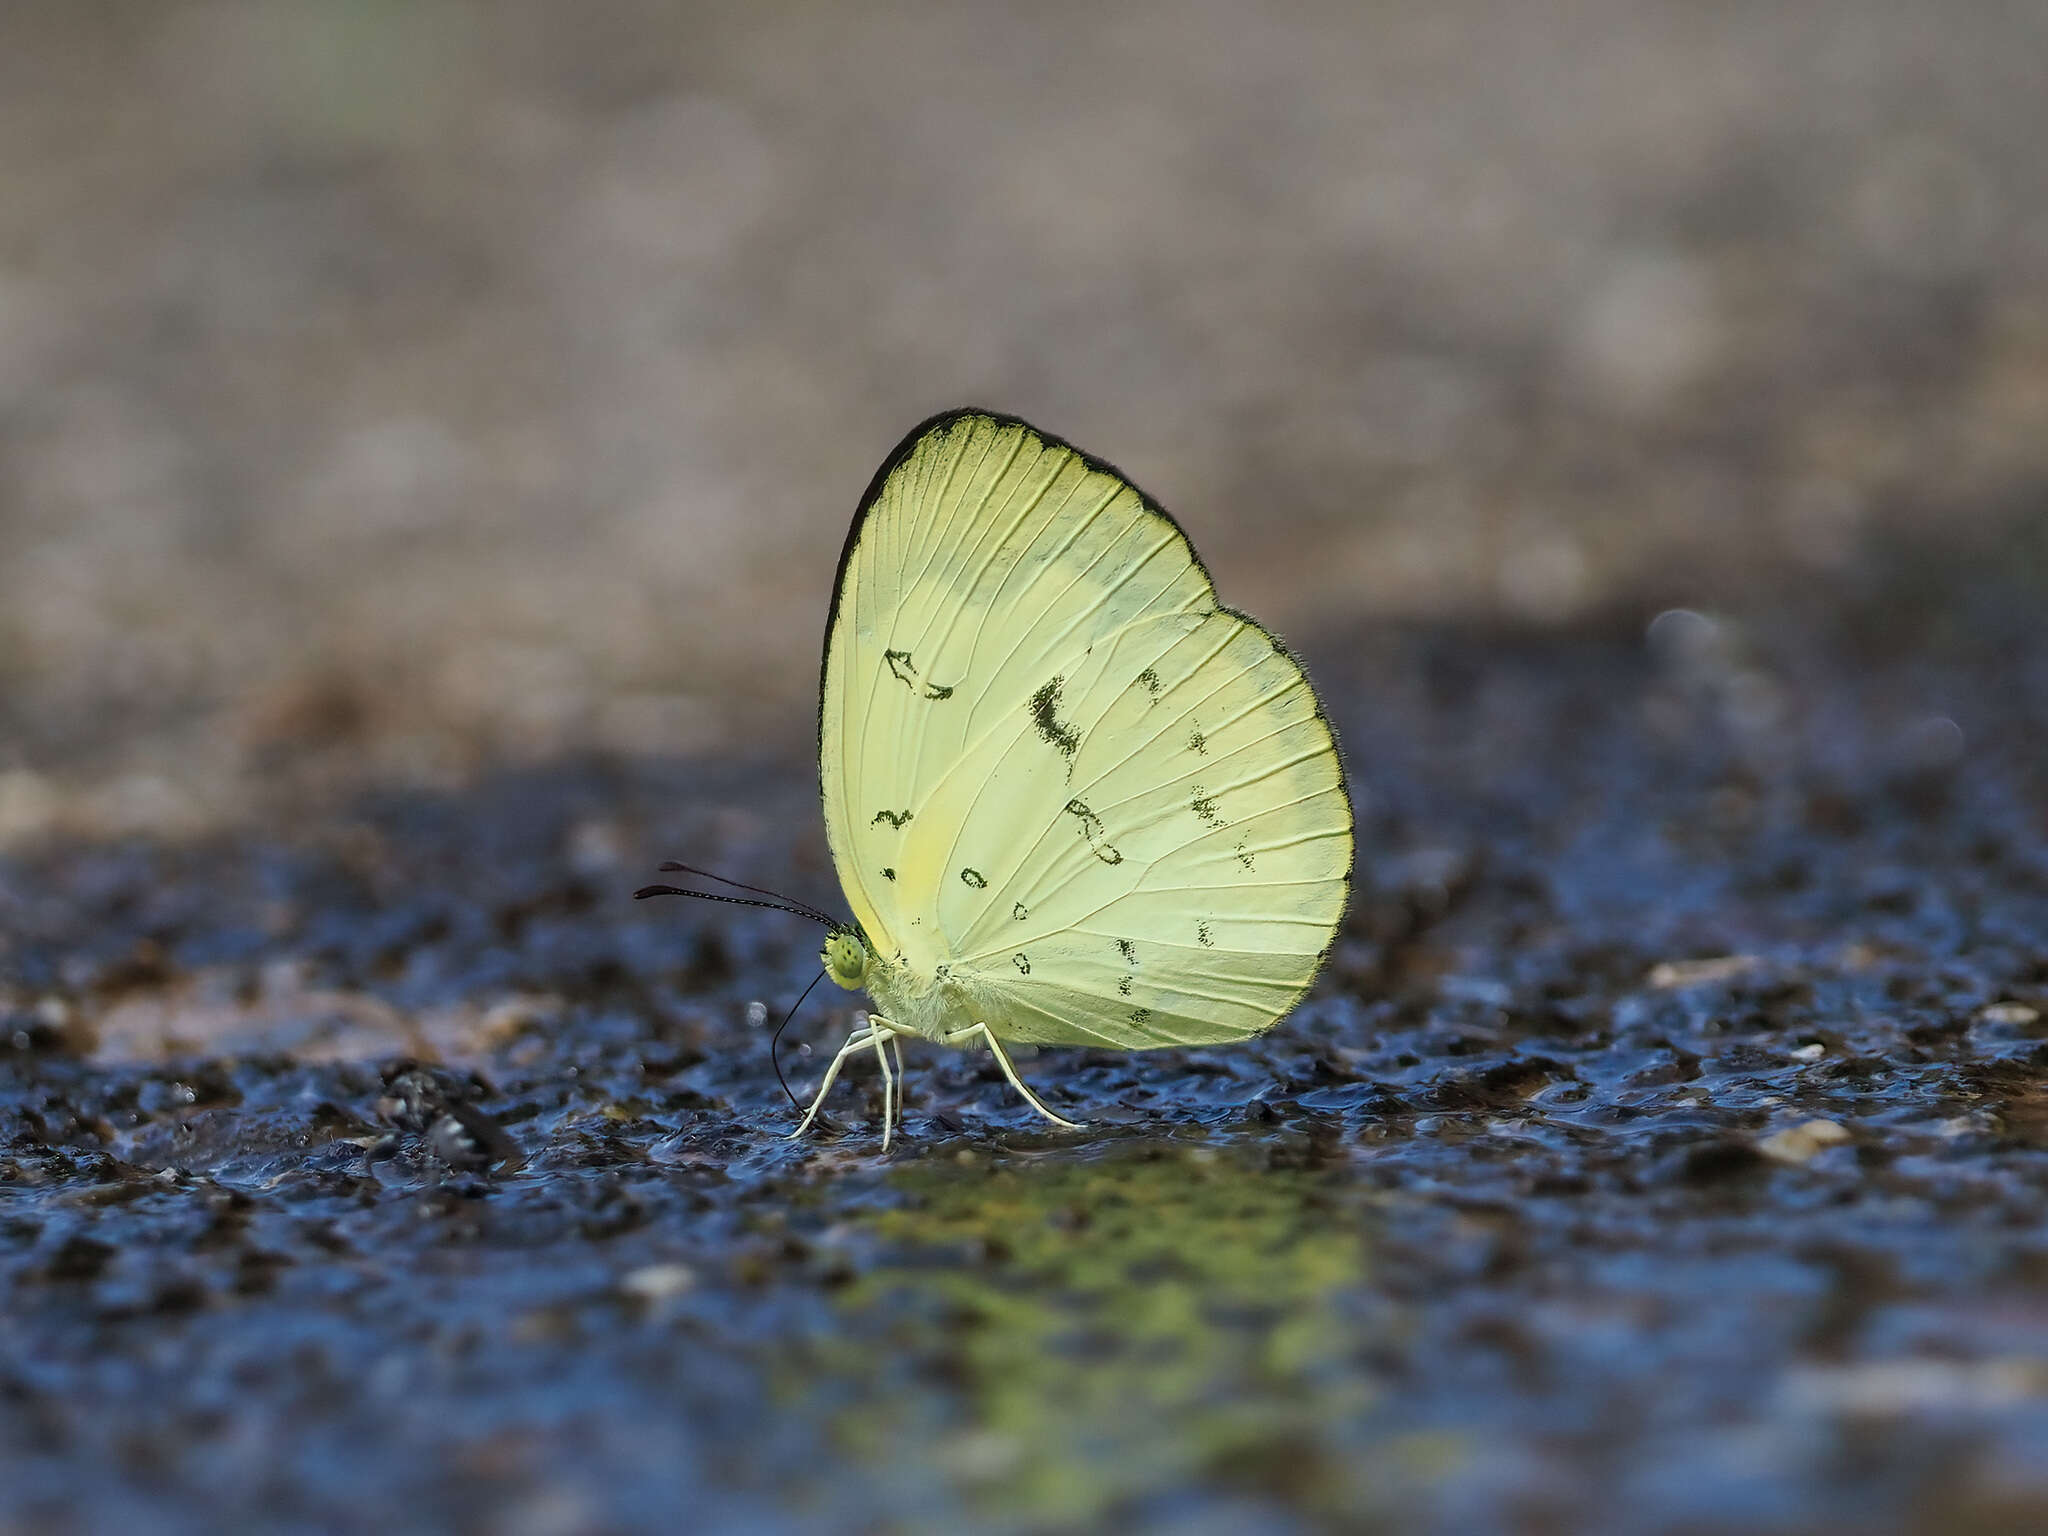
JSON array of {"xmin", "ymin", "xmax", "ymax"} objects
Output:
[{"xmin": 6, "ymin": 551, "xmax": 2048, "ymax": 1535}]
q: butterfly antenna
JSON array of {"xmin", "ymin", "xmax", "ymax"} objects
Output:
[
  {"xmin": 651, "ymin": 861, "xmax": 838, "ymax": 926},
  {"xmin": 632, "ymin": 885, "xmax": 838, "ymax": 923},
  {"xmin": 769, "ymin": 969, "xmax": 829, "ymax": 1109}
]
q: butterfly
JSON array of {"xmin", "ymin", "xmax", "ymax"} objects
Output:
[{"xmin": 643, "ymin": 410, "xmax": 1354, "ymax": 1148}]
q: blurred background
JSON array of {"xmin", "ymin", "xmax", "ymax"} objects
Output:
[
  {"xmin": 2, "ymin": 0, "xmax": 2043, "ymax": 840},
  {"xmin": 9, "ymin": 9, "xmax": 2048, "ymax": 1534}
]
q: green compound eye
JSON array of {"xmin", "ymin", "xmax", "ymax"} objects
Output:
[{"xmin": 822, "ymin": 931, "xmax": 868, "ymax": 990}]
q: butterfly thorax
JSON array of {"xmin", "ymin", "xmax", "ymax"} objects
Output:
[{"xmin": 860, "ymin": 946, "xmax": 985, "ymax": 1045}]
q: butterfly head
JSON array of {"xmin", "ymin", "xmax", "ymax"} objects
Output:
[{"xmin": 822, "ymin": 928, "xmax": 870, "ymax": 991}]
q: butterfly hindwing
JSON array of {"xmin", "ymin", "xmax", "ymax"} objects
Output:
[{"xmin": 940, "ymin": 609, "xmax": 1350, "ymax": 1045}]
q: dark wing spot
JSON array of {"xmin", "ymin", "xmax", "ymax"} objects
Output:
[
  {"xmin": 1136, "ymin": 666, "xmax": 1162, "ymax": 699},
  {"xmin": 1062, "ymin": 798, "xmax": 1124, "ymax": 866},
  {"xmin": 1189, "ymin": 786, "xmax": 1223, "ymax": 827},
  {"xmin": 960, "ymin": 868, "xmax": 987, "ymax": 889},
  {"xmin": 885, "ymin": 649, "xmax": 956, "ymax": 702},
  {"xmin": 1029, "ymin": 677, "xmax": 1081, "ymax": 761},
  {"xmin": 1013, "ymin": 901, "xmax": 1029, "ymax": 921},
  {"xmin": 1114, "ymin": 938, "xmax": 1137, "ymax": 964},
  {"xmin": 1129, "ymin": 1008, "xmax": 1152, "ymax": 1025},
  {"xmin": 1118, "ymin": 976, "xmax": 1133, "ymax": 996},
  {"xmin": 1013, "ymin": 953, "xmax": 1031, "ymax": 975},
  {"xmin": 1196, "ymin": 920, "xmax": 1213, "ymax": 948},
  {"xmin": 1188, "ymin": 728, "xmax": 1207, "ymax": 755},
  {"xmin": 871, "ymin": 809, "xmax": 913, "ymax": 828},
  {"xmin": 936, "ymin": 963, "xmax": 951, "ymax": 980},
  {"xmin": 881, "ymin": 867, "xmax": 896, "ymax": 881},
  {"xmin": 1234, "ymin": 841, "xmax": 1255, "ymax": 870}
]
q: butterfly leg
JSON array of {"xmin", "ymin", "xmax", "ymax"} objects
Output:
[
  {"xmin": 789, "ymin": 1022, "xmax": 876, "ymax": 1141},
  {"xmin": 944, "ymin": 1022, "xmax": 1082, "ymax": 1131},
  {"xmin": 886, "ymin": 1031, "xmax": 907, "ymax": 1137},
  {"xmin": 864, "ymin": 1018, "xmax": 901, "ymax": 1153}
]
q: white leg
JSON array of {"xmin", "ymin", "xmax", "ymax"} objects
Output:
[
  {"xmin": 886, "ymin": 1032, "xmax": 907, "ymax": 1137},
  {"xmin": 942, "ymin": 1022, "xmax": 1082, "ymax": 1130},
  {"xmin": 789, "ymin": 1024, "xmax": 875, "ymax": 1140},
  {"xmin": 866, "ymin": 1022, "xmax": 898, "ymax": 1153}
]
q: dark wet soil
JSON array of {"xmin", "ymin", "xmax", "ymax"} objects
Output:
[{"xmin": 6, "ymin": 568, "xmax": 2048, "ymax": 1535}]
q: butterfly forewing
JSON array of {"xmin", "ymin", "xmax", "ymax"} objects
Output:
[
  {"xmin": 820, "ymin": 411, "xmax": 1352, "ymax": 1045},
  {"xmin": 823, "ymin": 415, "xmax": 1210, "ymax": 944}
]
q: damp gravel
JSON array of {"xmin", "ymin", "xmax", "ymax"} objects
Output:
[{"xmin": 5, "ymin": 593, "xmax": 2048, "ymax": 1535}]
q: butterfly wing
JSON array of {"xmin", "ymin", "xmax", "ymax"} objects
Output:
[
  {"xmin": 930, "ymin": 608, "xmax": 1352, "ymax": 1045},
  {"xmin": 819, "ymin": 410, "xmax": 1352, "ymax": 1045},
  {"xmin": 820, "ymin": 410, "xmax": 1216, "ymax": 959}
]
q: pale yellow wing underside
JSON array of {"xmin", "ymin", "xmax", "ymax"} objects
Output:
[{"xmin": 819, "ymin": 410, "xmax": 1352, "ymax": 1047}]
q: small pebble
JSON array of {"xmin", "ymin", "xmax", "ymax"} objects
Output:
[
  {"xmin": 1649, "ymin": 955, "xmax": 1761, "ymax": 989},
  {"xmin": 1785, "ymin": 1358, "xmax": 2044, "ymax": 1415},
  {"xmin": 1758, "ymin": 1119, "xmax": 1851, "ymax": 1164},
  {"xmin": 1791, "ymin": 1043, "xmax": 1826, "ymax": 1062},
  {"xmin": 618, "ymin": 1264, "xmax": 696, "ymax": 1303},
  {"xmin": 1978, "ymin": 1002, "xmax": 2039, "ymax": 1026}
]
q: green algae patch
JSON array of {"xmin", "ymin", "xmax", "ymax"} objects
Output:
[{"xmin": 812, "ymin": 1145, "xmax": 1394, "ymax": 1524}]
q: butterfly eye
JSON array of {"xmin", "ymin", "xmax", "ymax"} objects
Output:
[{"xmin": 822, "ymin": 932, "xmax": 868, "ymax": 990}]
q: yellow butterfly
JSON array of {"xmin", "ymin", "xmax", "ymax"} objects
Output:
[
  {"xmin": 791, "ymin": 408, "xmax": 1354, "ymax": 1146},
  {"xmin": 643, "ymin": 411, "xmax": 1353, "ymax": 1146}
]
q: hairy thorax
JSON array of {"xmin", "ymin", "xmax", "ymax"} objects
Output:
[{"xmin": 862, "ymin": 950, "xmax": 984, "ymax": 1043}]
